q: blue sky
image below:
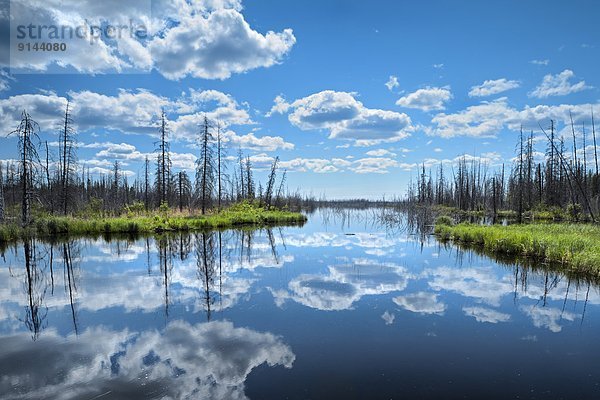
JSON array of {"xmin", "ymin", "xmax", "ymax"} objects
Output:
[{"xmin": 1, "ymin": 0, "xmax": 599, "ymax": 198}]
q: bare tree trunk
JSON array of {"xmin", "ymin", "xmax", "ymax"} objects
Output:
[
  {"xmin": 44, "ymin": 141, "xmax": 53, "ymax": 213},
  {"xmin": 22, "ymin": 118, "xmax": 30, "ymax": 225},
  {"xmin": 201, "ymin": 117, "xmax": 210, "ymax": 215},
  {"xmin": 238, "ymin": 149, "xmax": 245, "ymax": 200},
  {"xmin": 275, "ymin": 170, "xmax": 287, "ymax": 207},
  {"xmin": 592, "ymin": 108, "xmax": 599, "ymax": 176},
  {"xmin": 265, "ymin": 156, "xmax": 279, "ymax": 207},
  {"xmin": 61, "ymin": 102, "xmax": 69, "ymax": 214},
  {"xmin": 492, "ymin": 176, "xmax": 497, "ymax": 223},
  {"xmin": 518, "ymin": 127, "xmax": 524, "ymax": 223},
  {"xmin": 161, "ymin": 113, "xmax": 167, "ymax": 205},
  {"xmin": 12, "ymin": 111, "xmax": 41, "ymax": 226},
  {"xmin": 217, "ymin": 123, "xmax": 222, "ymax": 211},
  {"xmin": 570, "ymin": 112, "xmax": 578, "ymax": 169},
  {"xmin": 144, "ymin": 156, "xmax": 150, "ymax": 211},
  {"xmin": 0, "ymin": 161, "xmax": 4, "ymax": 223},
  {"xmin": 178, "ymin": 171, "xmax": 183, "ymax": 212},
  {"xmin": 582, "ymin": 122, "xmax": 588, "ymax": 196},
  {"xmin": 245, "ymin": 156, "xmax": 254, "ymax": 200}
]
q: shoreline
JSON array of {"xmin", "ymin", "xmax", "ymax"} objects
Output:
[
  {"xmin": 434, "ymin": 222, "xmax": 600, "ymax": 277},
  {"xmin": 0, "ymin": 206, "xmax": 307, "ymax": 244}
]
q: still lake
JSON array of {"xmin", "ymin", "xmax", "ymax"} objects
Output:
[{"xmin": 1, "ymin": 208, "xmax": 599, "ymax": 399}]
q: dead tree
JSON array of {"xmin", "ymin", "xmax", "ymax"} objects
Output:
[
  {"xmin": 196, "ymin": 115, "xmax": 214, "ymax": 214},
  {"xmin": 11, "ymin": 111, "xmax": 41, "ymax": 226},
  {"xmin": 592, "ymin": 108, "xmax": 599, "ymax": 176},
  {"xmin": 539, "ymin": 122, "xmax": 596, "ymax": 222},
  {"xmin": 238, "ymin": 149, "xmax": 245, "ymax": 200},
  {"xmin": 144, "ymin": 156, "xmax": 150, "ymax": 211},
  {"xmin": 545, "ymin": 120, "xmax": 559, "ymax": 206},
  {"xmin": 177, "ymin": 170, "xmax": 192, "ymax": 212},
  {"xmin": 492, "ymin": 176, "xmax": 497, "ymax": 223},
  {"xmin": 517, "ymin": 127, "xmax": 524, "ymax": 223},
  {"xmin": 245, "ymin": 156, "xmax": 254, "ymax": 200},
  {"xmin": 59, "ymin": 101, "xmax": 76, "ymax": 215},
  {"xmin": 570, "ymin": 112, "xmax": 578, "ymax": 171},
  {"xmin": 275, "ymin": 169, "xmax": 287, "ymax": 207},
  {"xmin": 155, "ymin": 110, "xmax": 171, "ymax": 207},
  {"xmin": 0, "ymin": 161, "xmax": 4, "ymax": 222},
  {"xmin": 111, "ymin": 160, "xmax": 121, "ymax": 211},
  {"xmin": 264, "ymin": 156, "xmax": 279, "ymax": 208},
  {"xmin": 42, "ymin": 141, "xmax": 54, "ymax": 213},
  {"xmin": 216, "ymin": 123, "xmax": 223, "ymax": 210}
]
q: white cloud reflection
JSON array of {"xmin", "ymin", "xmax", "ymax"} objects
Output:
[
  {"xmin": 271, "ymin": 259, "xmax": 410, "ymax": 311},
  {"xmin": 0, "ymin": 320, "xmax": 294, "ymax": 400},
  {"xmin": 393, "ymin": 292, "xmax": 446, "ymax": 315}
]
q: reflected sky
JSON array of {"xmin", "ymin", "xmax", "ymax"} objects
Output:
[
  {"xmin": 1, "ymin": 208, "xmax": 600, "ymax": 399},
  {"xmin": 0, "ymin": 320, "xmax": 294, "ymax": 399}
]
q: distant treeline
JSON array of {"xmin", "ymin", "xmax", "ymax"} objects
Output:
[
  {"xmin": 0, "ymin": 104, "xmax": 312, "ymax": 226},
  {"xmin": 406, "ymin": 116, "xmax": 600, "ymax": 222}
]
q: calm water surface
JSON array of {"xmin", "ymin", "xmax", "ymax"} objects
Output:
[{"xmin": 1, "ymin": 208, "xmax": 599, "ymax": 399}]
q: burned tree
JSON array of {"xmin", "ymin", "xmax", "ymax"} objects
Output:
[
  {"xmin": 592, "ymin": 108, "xmax": 599, "ymax": 176},
  {"xmin": 264, "ymin": 156, "xmax": 279, "ymax": 208},
  {"xmin": 155, "ymin": 110, "xmax": 171, "ymax": 207},
  {"xmin": 144, "ymin": 156, "xmax": 150, "ymax": 211},
  {"xmin": 111, "ymin": 160, "xmax": 121, "ymax": 211},
  {"xmin": 59, "ymin": 101, "xmax": 77, "ymax": 215},
  {"xmin": 0, "ymin": 161, "xmax": 4, "ymax": 222},
  {"xmin": 237, "ymin": 149, "xmax": 245, "ymax": 200},
  {"xmin": 11, "ymin": 111, "xmax": 41, "ymax": 226},
  {"xmin": 177, "ymin": 170, "xmax": 192, "ymax": 212},
  {"xmin": 216, "ymin": 122, "xmax": 224, "ymax": 211},
  {"xmin": 275, "ymin": 169, "xmax": 287, "ymax": 207},
  {"xmin": 195, "ymin": 115, "xmax": 214, "ymax": 214},
  {"xmin": 245, "ymin": 155, "xmax": 255, "ymax": 200},
  {"xmin": 43, "ymin": 141, "xmax": 53, "ymax": 213}
]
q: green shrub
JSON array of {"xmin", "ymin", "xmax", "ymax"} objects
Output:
[{"xmin": 435, "ymin": 215, "xmax": 454, "ymax": 227}]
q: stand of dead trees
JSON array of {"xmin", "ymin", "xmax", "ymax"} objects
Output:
[
  {"xmin": 407, "ymin": 117, "xmax": 600, "ymax": 223},
  {"xmin": 0, "ymin": 107, "xmax": 303, "ymax": 225}
]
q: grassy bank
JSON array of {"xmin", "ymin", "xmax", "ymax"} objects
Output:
[
  {"xmin": 432, "ymin": 205, "xmax": 590, "ymax": 222},
  {"xmin": 434, "ymin": 221, "xmax": 600, "ymax": 276},
  {"xmin": 0, "ymin": 203, "xmax": 307, "ymax": 243}
]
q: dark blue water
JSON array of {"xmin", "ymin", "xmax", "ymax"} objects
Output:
[{"xmin": 1, "ymin": 208, "xmax": 599, "ymax": 399}]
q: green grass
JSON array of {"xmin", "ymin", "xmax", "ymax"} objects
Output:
[
  {"xmin": 431, "ymin": 204, "xmax": 582, "ymax": 222},
  {"xmin": 434, "ymin": 221, "xmax": 600, "ymax": 277},
  {"xmin": 0, "ymin": 203, "xmax": 306, "ymax": 243}
]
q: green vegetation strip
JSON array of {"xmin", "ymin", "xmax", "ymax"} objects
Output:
[
  {"xmin": 0, "ymin": 205, "xmax": 306, "ymax": 243},
  {"xmin": 434, "ymin": 221, "xmax": 600, "ymax": 276}
]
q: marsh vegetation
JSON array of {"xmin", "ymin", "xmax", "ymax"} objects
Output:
[{"xmin": 0, "ymin": 107, "xmax": 308, "ymax": 242}]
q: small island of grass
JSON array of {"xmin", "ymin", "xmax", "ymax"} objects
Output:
[{"xmin": 0, "ymin": 202, "xmax": 307, "ymax": 243}]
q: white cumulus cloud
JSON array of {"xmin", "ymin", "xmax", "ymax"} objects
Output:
[
  {"xmin": 395, "ymin": 87, "xmax": 452, "ymax": 112},
  {"xmin": 8, "ymin": 0, "xmax": 296, "ymax": 80},
  {"xmin": 469, "ymin": 78, "xmax": 520, "ymax": 97},
  {"xmin": 529, "ymin": 69, "xmax": 590, "ymax": 98},
  {"xmin": 272, "ymin": 90, "xmax": 412, "ymax": 145}
]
